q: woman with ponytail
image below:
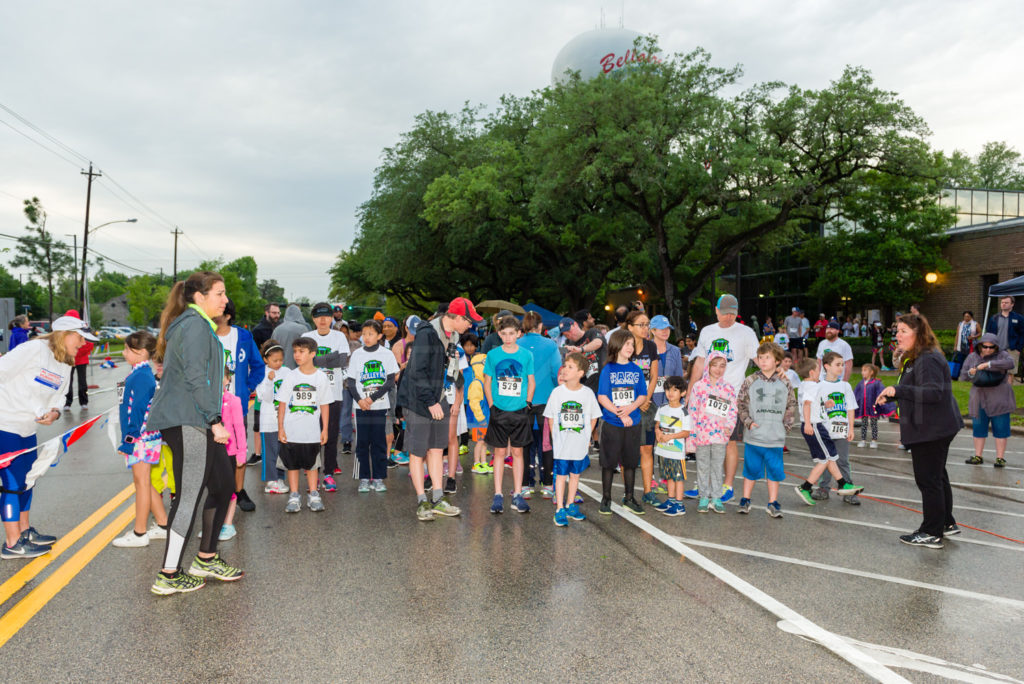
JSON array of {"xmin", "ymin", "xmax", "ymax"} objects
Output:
[{"xmin": 147, "ymin": 272, "xmax": 244, "ymax": 595}]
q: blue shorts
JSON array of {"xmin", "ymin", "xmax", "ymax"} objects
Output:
[
  {"xmin": 1, "ymin": 430, "xmax": 37, "ymax": 522},
  {"xmin": 973, "ymin": 407, "xmax": 1011, "ymax": 439},
  {"xmin": 742, "ymin": 444, "xmax": 785, "ymax": 482},
  {"xmin": 553, "ymin": 455, "xmax": 590, "ymax": 476},
  {"xmin": 801, "ymin": 423, "xmax": 838, "ymax": 462}
]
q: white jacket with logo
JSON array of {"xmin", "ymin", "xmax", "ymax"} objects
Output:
[{"xmin": 0, "ymin": 339, "xmax": 72, "ymax": 437}]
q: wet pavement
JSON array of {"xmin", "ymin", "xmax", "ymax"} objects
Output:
[{"xmin": 2, "ymin": 363, "xmax": 1023, "ymax": 681}]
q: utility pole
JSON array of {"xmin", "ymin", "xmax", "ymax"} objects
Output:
[
  {"xmin": 80, "ymin": 163, "xmax": 101, "ymax": 310},
  {"xmin": 65, "ymin": 233, "xmax": 78, "ymax": 297},
  {"xmin": 171, "ymin": 227, "xmax": 182, "ymax": 281}
]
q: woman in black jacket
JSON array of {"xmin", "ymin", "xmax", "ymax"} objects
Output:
[{"xmin": 877, "ymin": 313, "xmax": 962, "ymax": 549}]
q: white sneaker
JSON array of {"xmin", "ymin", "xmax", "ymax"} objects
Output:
[
  {"xmin": 869, "ymin": 441, "xmax": 879, "ymax": 449},
  {"xmin": 112, "ymin": 530, "xmax": 150, "ymax": 548},
  {"xmin": 264, "ymin": 479, "xmax": 288, "ymax": 494},
  {"xmin": 857, "ymin": 440, "xmax": 867, "ymax": 448},
  {"xmin": 147, "ymin": 522, "xmax": 167, "ymax": 540}
]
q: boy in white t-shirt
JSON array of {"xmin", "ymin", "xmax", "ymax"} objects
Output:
[
  {"xmin": 345, "ymin": 320, "xmax": 400, "ymax": 493},
  {"xmin": 781, "ymin": 353, "xmax": 801, "ymax": 391},
  {"xmin": 812, "ymin": 352, "xmax": 861, "ymax": 504},
  {"xmin": 653, "ymin": 376, "xmax": 692, "ymax": 517},
  {"xmin": 277, "ymin": 337, "xmax": 332, "ymax": 513},
  {"xmin": 544, "ymin": 353, "xmax": 601, "ymax": 527},
  {"xmin": 302, "ymin": 302, "xmax": 350, "ymax": 492}
]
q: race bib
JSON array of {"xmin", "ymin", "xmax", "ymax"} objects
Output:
[
  {"xmin": 559, "ymin": 409, "xmax": 585, "ymax": 431},
  {"xmin": 612, "ymin": 388, "xmax": 634, "ymax": 407},
  {"xmin": 443, "ymin": 383, "xmax": 456, "ymax": 404},
  {"xmin": 829, "ymin": 420, "xmax": 849, "ymax": 439},
  {"xmin": 498, "ymin": 378, "xmax": 522, "ymax": 398},
  {"xmin": 706, "ymin": 395, "xmax": 730, "ymax": 418},
  {"xmin": 116, "ymin": 381, "xmax": 125, "ymax": 405},
  {"xmin": 655, "ymin": 376, "xmax": 666, "ymax": 393},
  {"xmin": 324, "ymin": 368, "xmax": 335, "ymax": 386},
  {"xmin": 290, "ymin": 386, "xmax": 317, "ymax": 413}
]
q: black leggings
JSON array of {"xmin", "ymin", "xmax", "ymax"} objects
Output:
[
  {"xmin": 909, "ymin": 435, "xmax": 956, "ymax": 538},
  {"xmin": 161, "ymin": 425, "xmax": 234, "ymax": 570},
  {"xmin": 65, "ymin": 364, "xmax": 88, "ymax": 407}
]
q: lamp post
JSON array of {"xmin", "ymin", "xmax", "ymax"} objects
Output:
[{"xmin": 81, "ymin": 218, "xmax": 137, "ymax": 322}]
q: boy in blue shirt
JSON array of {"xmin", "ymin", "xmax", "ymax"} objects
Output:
[{"xmin": 483, "ymin": 316, "xmax": 535, "ymax": 514}]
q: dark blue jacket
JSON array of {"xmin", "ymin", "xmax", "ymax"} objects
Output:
[
  {"xmin": 8, "ymin": 327, "xmax": 29, "ymax": 351},
  {"xmin": 227, "ymin": 325, "xmax": 265, "ymax": 416},
  {"xmin": 987, "ymin": 310, "xmax": 1024, "ymax": 352},
  {"xmin": 119, "ymin": 363, "xmax": 158, "ymax": 455}
]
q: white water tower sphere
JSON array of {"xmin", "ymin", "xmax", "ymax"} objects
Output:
[{"xmin": 551, "ymin": 28, "xmax": 660, "ymax": 84}]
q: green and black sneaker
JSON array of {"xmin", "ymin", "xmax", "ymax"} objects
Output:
[
  {"xmin": 189, "ymin": 554, "xmax": 244, "ymax": 582},
  {"xmin": 836, "ymin": 482, "xmax": 864, "ymax": 497},
  {"xmin": 151, "ymin": 570, "xmax": 205, "ymax": 596},
  {"xmin": 794, "ymin": 485, "xmax": 816, "ymax": 506}
]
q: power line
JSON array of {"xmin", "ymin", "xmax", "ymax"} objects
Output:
[
  {"xmin": 0, "ymin": 102, "xmax": 91, "ymax": 165},
  {"xmin": 0, "ymin": 117, "xmax": 83, "ymax": 169}
]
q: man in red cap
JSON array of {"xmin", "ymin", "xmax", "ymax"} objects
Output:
[
  {"xmin": 62, "ymin": 309, "xmax": 94, "ymax": 411},
  {"xmin": 396, "ymin": 297, "xmax": 481, "ymax": 521}
]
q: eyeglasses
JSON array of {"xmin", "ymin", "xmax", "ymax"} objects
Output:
[{"xmin": 630, "ymin": 322, "xmax": 650, "ymax": 328}]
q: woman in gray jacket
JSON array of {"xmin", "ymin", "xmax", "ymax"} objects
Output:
[
  {"xmin": 147, "ymin": 271, "xmax": 244, "ymax": 595},
  {"xmin": 960, "ymin": 333, "xmax": 1015, "ymax": 467}
]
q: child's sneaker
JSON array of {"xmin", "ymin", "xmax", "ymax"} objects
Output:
[
  {"xmin": 323, "ymin": 475, "xmax": 337, "ymax": 492},
  {"xmin": 285, "ymin": 492, "xmax": 301, "ymax": 513},
  {"xmin": 393, "ymin": 452, "xmax": 410, "ymax": 465},
  {"xmin": 766, "ymin": 501, "xmax": 783, "ymax": 518},
  {"xmin": 472, "ymin": 462, "xmax": 489, "ymax": 474},
  {"xmin": 683, "ymin": 489, "xmax": 699, "ymax": 499},
  {"xmin": 836, "ymin": 482, "xmax": 864, "ymax": 496},
  {"xmin": 869, "ymin": 441, "xmax": 879, "ymax": 449},
  {"xmin": 307, "ymin": 490, "xmax": 325, "ymax": 512},
  {"xmin": 504, "ymin": 455, "xmax": 513, "ymax": 468},
  {"xmin": 432, "ymin": 497, "xmax": 461, "ymax": 517},
  {"xmin": 711, "ymin": 499, "xmax": 725, "ymax": 514},
  {"xmin": 995, "ymin": 458, "xmax": 1007, "ymax": 468},
  {"xmin": 811, "ymin": 487, "xmax": 829, "ymax": 501},
  {"xmin": 794, "ymin": 486, "xmax": 816, "ymax": 506},
  {"xmin": 416, "ymin": 500, "xmax": 435, "ymax": 521},
  {"xmin": 541, "ymin": 486, "xmax": 554, "ymax": 499},
  {"xmin": 511, "ymin": 493, "xmax": 531, "ymax": 513},
  {"xmin": 455, "ymin": 461, "xmax": 463, "ymax": 474},
  {"xmin": 856, "ymin": 440, "xmax": 867, "ymax": 448},
  {"xmin": 737, "ymin": 498, "xmax": 751, "ymax": 514},
  {"xmin": 566, "ymin": 503, "xmax": 586, "ymax": 521},
  {"xmin": 553, "ymin": 508, "xmax": 569, "ymax": 527},
  {"xmin": 358, "ymin": 479, "xmax": 371, "ymax": 493},
  {"xmin": 662, "ymin": 501, "xmax": 685, "ymax": 517},
  {"xmin": 574, "ymin": 493, "xmax": 585, "ymax": 504},
  {"xmin": 459, "ymin": 444, "xmax": 469, "ymax": 455},
  {"xmin": 720, "ymin": 486, "xmax": 734, "ymax": 503},
  {"xmin": 264, "ymin": 479, "xmax": 288, "ymax": 494},
  {"xmin": 697, "ymin": 497, "xmax": 710, "ymax": 513},
  {"xmin": 372, "ymin": 479, "xmax": 387, "ymax": 492},
  {"xmin": 490, "ymin": 494, "xmax": 504, "ymax": 514},
  {"xmin": 444, "ymin": 477, "xmax": 457, "ymax": 494},
  {"xmin": 147, "ymin": 522, "xmax": 167, "ymax": 540},
  {"xmin": 484, "ymin": 461, "xmax": 495, "ymax": 473},
  {"xmin": 653, "ymin": 480, "xmax": 667, "ymax": 494},
  {"xmin": 218, "ymin": 523, "xmax": 236, "ymax": 541},
  {"xmin": 641, "ymin": 491, "xmax": 660, "ymax": 506},
  {"xmin": 521, "ymin": 487, "xmax": 534, "ymax": 500}
]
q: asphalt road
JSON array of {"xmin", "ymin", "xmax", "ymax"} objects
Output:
[{"xmin": 2, "ymin": 362, "xmax": 1022, "ymax": 682}]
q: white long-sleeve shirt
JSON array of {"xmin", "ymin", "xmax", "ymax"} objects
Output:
[{"xmin": 0, "ymin": 339, "xmax": 72, "ymax": 437}]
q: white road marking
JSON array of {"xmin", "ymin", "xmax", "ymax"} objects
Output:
[
  {"xmin": 576, "ymin": 482, "xmax": 911, "ymax": 683},
  {"xmin": 865, "ymin": 493, "xmax": 1024, "ymax": 519},
  {"xmin": 675, "ymin": 537, "xmax": 1024, "ymax": 610},
  {"xmin": 844, "ymin": 452, "xmax": 1024, "ymax": 472}
]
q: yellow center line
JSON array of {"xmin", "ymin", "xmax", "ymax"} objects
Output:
[
  {"xmin": 0, "ymin": 503, "xmax": 135, "ymax": 648},
  {"xmin": 0, "ymin": 484, "xmax": 135, "ymax": 607}
]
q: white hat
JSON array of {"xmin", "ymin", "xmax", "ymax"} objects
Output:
[{"xmin": 51, "ymin": 316, "xmax": 99, "ymax": 341}]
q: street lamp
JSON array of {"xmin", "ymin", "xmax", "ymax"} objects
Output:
[
  {"xmin": 81, "ymin": 218, "xmax": 137, "ymax": 320},
  {"xmin": 925, "ymin": 272, "xmax": 938, "ymax": 284}
]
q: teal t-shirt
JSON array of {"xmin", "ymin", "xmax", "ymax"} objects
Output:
[{"xmin": 483, "ymin": 345, "xmax": 535, "ymax": 412}]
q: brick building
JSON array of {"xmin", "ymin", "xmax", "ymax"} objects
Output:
[{"xmin": 920, "ymin": 217, "xmax": 1024, "ymax": 330}]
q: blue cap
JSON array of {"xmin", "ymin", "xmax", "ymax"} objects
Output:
[
  {"xmin": 650, "ymin": 315, "xmax": 673, "ymax": 330},
  {"xmin": 558, "ymin": 317, "xmax": 576, "ymax": 333}
]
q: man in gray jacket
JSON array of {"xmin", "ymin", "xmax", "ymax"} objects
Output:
[{"xmin": 274, "ymin": 304, "xmax": 311, "ymax": 369}]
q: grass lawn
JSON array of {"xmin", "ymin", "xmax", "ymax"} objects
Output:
[{"xmin": 850, "ymin": 372, "xmax": 1024, "ymax": 427}]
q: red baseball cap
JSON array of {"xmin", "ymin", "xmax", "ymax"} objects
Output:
[{"xmin": 448, "ymin": 297, "xmax": 482, "ymax": 322}]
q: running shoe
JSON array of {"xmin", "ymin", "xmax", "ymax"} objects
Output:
[
  {"xmin": 459, "ymin": 444, "xmax": 469, "ymax": 455},
  {"xmin": 683, "ymin": 489, "xmax": 699, "ymax": 499},
  {"xmin": 189, "ymin": 554, "xmax": 244, "ymax": 581},
  {"xmin": 484, "ymin": 462, "xmax": 495, "ymax": 474},
  {"xmin": 661, "ymin": 501, "xmax": 684, "ymax": 517},
  {"xmin": 218, "ymin": 523, "xmax": 237, "ymax": 541},
  {"xmin": 766, "ymin": 501, "xmax": 783, "ymax": 518},
  {"xmin": 62, "ymin": 404, "xmax": 71, "ymax": 412},
  {"xmin": 521, "ymin": 488, "xmax": 534, "ymax": 500},
  {"xmin": 307, "ymin": 491, "xmax": 325, "ymax": 512},
  {"xmin": 387, "ymin": 458, "xmax": 398, "ymax": 469},
  {"xmin": 358, "ymin": 479, "xmax": 371, "ymax": 493},
  {"xmin": 147, "ymin": 522, "xmax": 167, "ymax": 540},
  {"xmin": 342, "ymin": 442, "xmax": 353, "ymax": 454},
  {"xmin": 392, "ymin": 452, "xmax": 410, "ymax": 465},
  {"xmin": 566, "ymin": 503, "xmax": 586, "ymax": 521},
  {"xmin": 323, "ymin": 475, "xmax": 337, "ymax": 492},
  {"xmin": 811, "ymin": 487, "xmax": 829, "ymax": 501},
  {"xmin": 150, "ymin": 571, "xmax": 205, "ymax": 596},
  {"xmin": 553, "ymin": 508, "xmax": 569, "ymax": 527},
  {"xmin": 285, "ymin": 492, "xmax": 301, "ymax": 513},
  {"xmin": 455, "ymin": 461, "xmax": 463, "ymax": 475},
  {"xmin": 2, "ymin": 533, "xmax": 49, "ymax": 559},
  {"xmin": 236, "ymin": 489, "xmax": 256, "ymax": 512},
  {"xmin": 265, "ymin": 479, "xmax": 289, "ymax": 494},
  {"xmin": 652, "ymin": 498, "xmax": 671, "ymax": 512},
  {"xmin": 472, "ymin": 462, "xmax": 489, "ymax": 474},
  {"xmin": 246, "ymin": 453, "xmax": 261, "ymax": 466},
  {"xmin": 417, "ymin": 501, "xmax": 436, "ymax": 521},
  {"xmin": 641, "ymin": 491, "xmax": 659, "ymax": 507},
  {"xmin": 944, "ymin": 523, "xmax": 961, "ymax": 536},
  {"xmin": 541, "ymin": 486, "xmax": 554, "ymax": 500},
  {"xmin": 622, "ymin": 498, "xmax": 644, "ymax": 515},
  {"xmin": 856, "ymin": 440, "xmax": 867, "ymax": 448},
  {"xmin": 736, "ymin": 498, "xmax": 751, "ymax": 514},
  {"xmin": 899, "ymin": 532, "xmax": 942, "ymax": 549},
  {"xmin": 720, "ymin": 486, "xmax": 734, "ymax": 503},
  {"xmin": 511, "ymin": 493, "xmax": 531, "ymax": 513},
  {"xmin": 444, "ymin": 477, "xmax": 457, "ymax": 494},
  {"xmin": 573, "ymin": 493, "xmax": 585, "ymax": 504},
  {"xmin": 994, "ymin": 458, "xmax": 1006, "ymax": 468},
  {"xmin": 24, "ymin": 527, "xmax": 56, "ymax": 546},
  {"xmin": 711, "ymin": 499, "xmax": 725, "ymax": 514},
  {"xmin": 869, "ymin": 441, "xmax": 878, "ymax": 449},
  {"xmin": 836, "ymin": 482, "xmax": 864, "ymax": 497},
  {"xmin": 432, "ymin": 498, "xmax": 461, "ymax": 517},
  {"xmin": 372, "ymin": 479, "xmax": 387, "ymax": 492},
  {"xmin": 698, "ymin": 497, "xmax": 710, "ymax": 513},
  {"xmin": 794, "ymin": 486, "xmax": 816, "ymax": 506},
  {"xmin": 965, "ymin": 455, "xmax": 983, "ymax": 465},
  {"xmin": 653, "ymin": 480, "xmax": 667, "ymax": 495},
  {"xmin": 843, "ymin": 495, "xmax": 861, "ymax": 506},
  {"xmin": 490, "ymin": 494, "xmax": 504, "ymax": 514},
  {"xmin": 112, "ymin": 530, "xmax": 150, "ymax": 548},
  {"xmin": 504, "ymin": 455, "xmax": 513, "ymax": 469},
  {"xmin": 897, "ymin": 444, "xmax": 907, "ymax": 451},
  {"xmin": 599, "ymin": 499, "xmax": 612, "ymax": 515},
  {"xmin": 333, "ymin": 467, "xmax": 343, "ymax": 474}
]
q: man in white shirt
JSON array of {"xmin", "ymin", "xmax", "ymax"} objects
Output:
[
  {"xmin": 815, "ymin": 320, "xmax": 854, "ymax": 381},
  {"xmin": 689, "ymin": 294, "xmax": 759, "ymax": 502}
]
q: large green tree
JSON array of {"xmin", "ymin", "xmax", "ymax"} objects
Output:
[
  {"xmin": 9, "ymin": 198, "xmax": 75, "ymax": 321},
  {"xmin": 126, "ymin": 275, "xmax": 170, "ymax": 327}
]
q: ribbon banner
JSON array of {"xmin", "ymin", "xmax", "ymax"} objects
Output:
[{"xmin": 0, "ymin": 410, "xmax": 112, "ymax": 490}]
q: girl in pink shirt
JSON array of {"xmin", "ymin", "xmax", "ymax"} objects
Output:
[{"xmin": 217, "ymin": 369, "xmax": 247, "ymax": 541}]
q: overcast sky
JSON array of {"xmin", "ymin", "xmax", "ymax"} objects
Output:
[{"xmin": 2, "ymin": 1, "xmax": 1022, "ymax": 304}]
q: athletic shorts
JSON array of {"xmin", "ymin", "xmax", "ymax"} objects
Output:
[
  {"xmin": 599, "ymin": 423, "xmax": 641, "ymax": 469},
  {"xmin": 485, "ymin": 406, "xmax": 533, "ymax": 449},
  {"xmin": 789, "ymin": 337, "xmax": 805, "ymax": 349},
  {"xmin": 729, "ymin": 421, "xmax": 744, "ymax": 442},
  {"xmin": 659, "ymin": 456, "xmax": 685, "ymax": 482},
  {"xmin": 280, "ymin": 442, "xmax": 321, "ymax": 471},
  {"xmin": 470, "ymin": 427, "xmax": 487, "ymax": 442},
  {"xmin": 404, "ymin": 400, "xmax": 450, "ymax": 456},
  {"xmin": 125, "ymin": 438, "xmax": 162, "ymax": 468},
  {"xmin": 742, "ymin": 444, "xmax": 785, "ymax": 481},
  {"xmin": 801, "ymin": 423, "xmax": 838, "ymax": 462},
  {"xmin": 640, "ymin": 405, "xmax": 657, "ymax": 447},
  {"xmin": 553, "ymin": 455, "xmax": 590, "ymax": 476}
]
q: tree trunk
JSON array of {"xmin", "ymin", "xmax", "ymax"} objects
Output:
[{"xmin": 654, "ymin": 219, "xmax": 677, "ymax": 327}]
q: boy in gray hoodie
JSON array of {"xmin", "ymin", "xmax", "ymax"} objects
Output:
[{"xmin": 736, "ymin": 341, "xmax": 797, "ymax": 517}]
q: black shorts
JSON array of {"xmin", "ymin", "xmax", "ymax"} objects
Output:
[
  {"xmin": 599, "ymin": 423, "xmax": 641, "ymax": 469},
  {"xmin": 485, "ymin": 406, "xmax": 533, "ymax": 449},
  {"xmin": 788, "ymin": 337, "xmax": 805, "ymax": 349},
  {"xmin": 280, "ymin": 442, "xmax": 321, "ymax": 471}
]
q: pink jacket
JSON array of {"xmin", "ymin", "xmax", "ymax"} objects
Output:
[
  {"xmin": 688, "ymin": 350, "xmax": 738, "ymax": 446},
  {"xmin": 222, "ymin": 392, "xmax": 247, "ymax": 466}
]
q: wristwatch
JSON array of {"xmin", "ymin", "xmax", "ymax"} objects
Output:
[{"xmin": 124, "ymin": 435, "xmax": 136, "ymax": 444}]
